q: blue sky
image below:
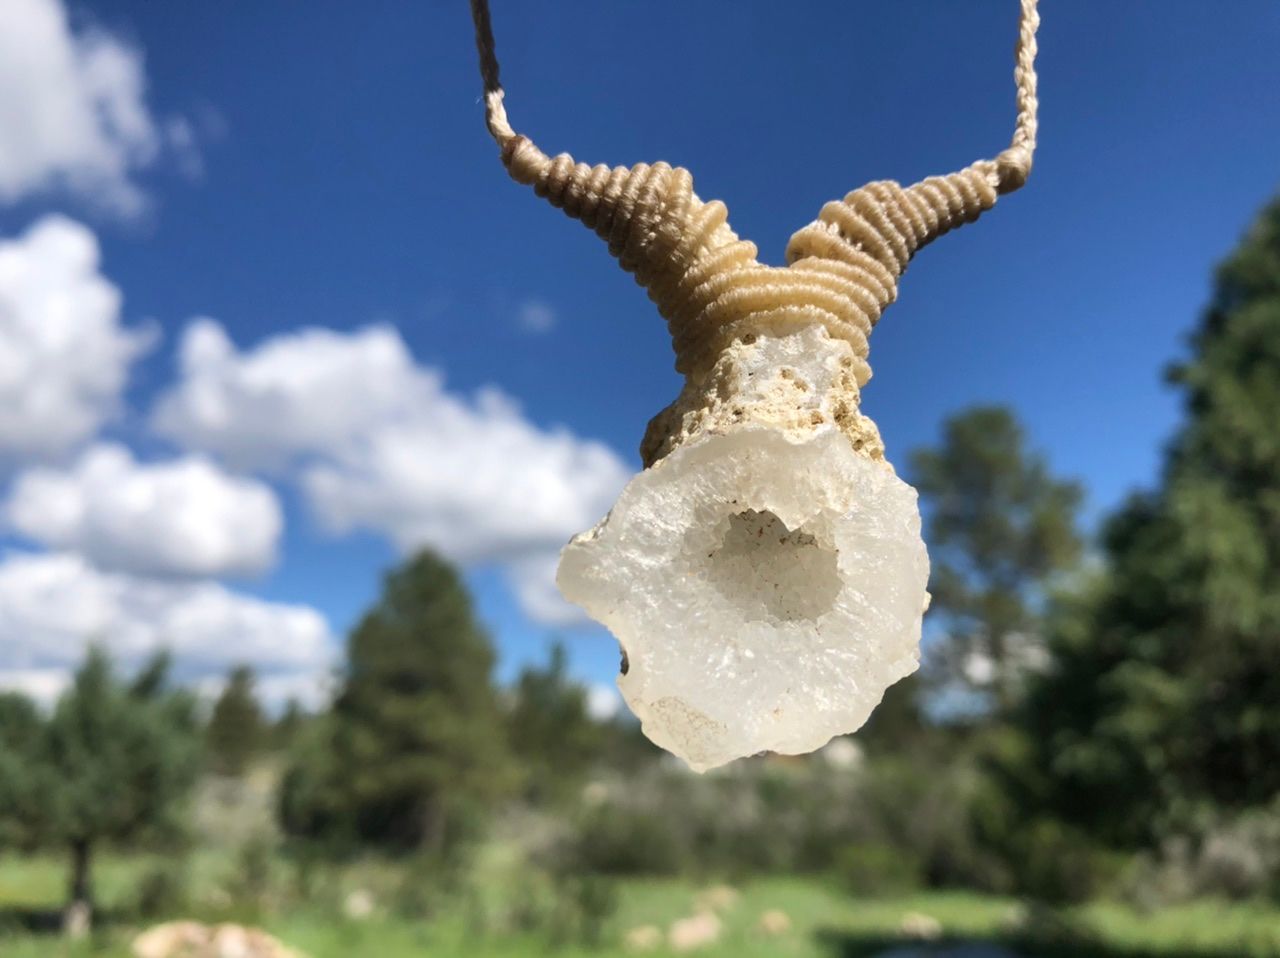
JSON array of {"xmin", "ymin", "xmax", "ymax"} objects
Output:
[{"xmin": 0, "ymin": 0, "xmax": 1277, "ymax": 709}]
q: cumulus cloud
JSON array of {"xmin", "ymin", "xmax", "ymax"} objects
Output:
[
  {"xmin": 0, "ymin": 551, "xmax": 334, "ymax": 706},
  {"xmin": 301, "ymin": 386, "xmax": 627, "ymax": 563},
  {"xmin": 153, "ymin": 320, "xmax": 428, "ymax": 471},
  {"xmin": 517, "ymin": 299, "xmax": 557, "ymax": 334},
  {"xmin": 0, "ymin": 0, "xmax": 193, "ymax": 213},
  {"xmin": 153, "ymin": 321, "xmax": 630, "ymax": 623},
  {"xmin": 0, "ymin": 216, "xmax": 153, "ymax": 461},
  {"xmin": 5, "ymin": 443, "xmax": 282, "ymax": 578},
  {"xmin": 586, "ymin": 683, "xmax": 622, "ymax": 721},
  {"xmin": 506, "ymin": 553, "xmax": 591, "ymax": 627},
  {"xmin": 0, "ymin": 667, "xmax": 71, "ymax": 709}
]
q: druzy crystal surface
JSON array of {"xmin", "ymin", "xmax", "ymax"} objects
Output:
[{"xmin": 558, "ymin": 417, "xmax": 928, "ymax": 771}]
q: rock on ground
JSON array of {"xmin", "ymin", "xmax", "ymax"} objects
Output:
[
  {"xmin": 623, "ymin": 924, "xmax": 664, "ymax": 952},
  {"xmin": 899, "ymin": 911, "xmax": 943, "ymax": 940},
  {"xmin": 694, "ymin": 884, "xmax": 739, "ymax": 913},
  {"xmin": 757, "ymin": 909, "xmax": 792, "ymax": 935},
  {"xmin": 132, "ymin": 921, "xmax": 307, "ymax": 958},
  {"xmin": 63, "ymin": 901, "xmax": 92, "ymax": 939},
  {"xmin": 668, "ymin": 911, "xmax": 722, "ymax": 952},
  {"xmin": 343, "ymin": 888, "xmax": 376, "ymax": 920}
]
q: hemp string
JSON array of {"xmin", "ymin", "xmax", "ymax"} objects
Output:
[{"xmin": 469, "ymin": 0, "xmax": 1040, "ymax": 392}]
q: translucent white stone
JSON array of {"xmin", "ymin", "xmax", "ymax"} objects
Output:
[{"xmin": 557, "ymin": 419, "xmax": 929, "ymax": 771}]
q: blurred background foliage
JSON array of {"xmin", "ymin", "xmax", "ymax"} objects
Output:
[{"xmin": 3, "ymin": 197, "xmax": 1280, "ymax": 956}]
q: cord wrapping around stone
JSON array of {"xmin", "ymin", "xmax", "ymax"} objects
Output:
[{"xmin": 470, "ymin": 0, "xmax": 1038, "ymax": 389}]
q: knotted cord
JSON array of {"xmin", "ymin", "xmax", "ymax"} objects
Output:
[{"xmin": 469, "ymin": 0, "xmax": 1040, "ymax": 388}]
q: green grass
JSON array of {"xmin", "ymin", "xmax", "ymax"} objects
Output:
[{"xmin": 2, "ymin": 853, "xmax": 1279, "ymax": 958}]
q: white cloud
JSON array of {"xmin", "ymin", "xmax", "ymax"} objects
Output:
[
  {"xmin": 0, "ymin": 551, "xmax": 334, "ymax": 703},
  {"xmin": 153, "ymin": 320, "xmax": 429, "ymax": 471},
  {"xmin": 961, "ymin": 649, "xmax": 997, "ymax": 687},
  {"xmin": 0, "ymin": 216, "xmax": 153, "ymax": 461},
  {"xmin": 506, "ymin": 553, "xmax": 591, "ymax": 627},
  {"xmin": 154, "ymin": 321, "xmax": 631, "ymax": 623},
  {"xmin": 0, "ymin": 0, "xmax": 193, "ymax": 213},
  {"xmin": 6, "ymin": 443, "xmax": 282, "ymax": 578},
  {"xmin": 301, "ymin": 386, "xmax": 628, "ymax": 563},
  {"xmin": 0, "ymin": 667, "xmax": 71, "ymax": 709},
  {"xmin": 164, "ymin": 117, "xmax": 204, "ymax": 182},
  {"xmin": 517, "ymin": 299, "xmax": 557, "ymax": 334},
  {"xmin": 586, "ymin": 683, "xmax": 622, "ymax": 721}
]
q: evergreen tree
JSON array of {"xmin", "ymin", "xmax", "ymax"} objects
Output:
[
  {"xmin": 279, "ymin": 712, "xmax": 346, "ymax": 844},
  {"xmin": 0, "ymin": 692, "xmax": 49, "ymax": 850},
  {"xmin": 282, "ymin": 550, "xmax": 511, "ymax": 853},
  {"xmin": 1027, "ymin": 198, "xmax": 1280, "ymax": 845},
  {"xmin": 508, "ymin": 641, "xmax": 603, "ymax": 804},
  {"xmin": 22, "ymin": 648, "xmax": 200, "ymax": 917},
  {"xmin": 271, "ymin": 697, "xmax": 308, "ymax": 752},
  {"xmin": 206, "ymin": 664, "xmax": 266, "ymax": 776},
  {"xmin": 858, "ymin": 674, "xmax": 930, "ymax": 754},
  {"xmin": 910, "ymin": 406, "xmax": 1083, "ymax": 715}
]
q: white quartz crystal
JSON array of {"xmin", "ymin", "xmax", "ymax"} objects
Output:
[{"xmin": 557, "ymin": 327, "xmax": 929, "ymax": 771}]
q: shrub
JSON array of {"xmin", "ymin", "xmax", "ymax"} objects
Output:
[
  {"xmin": 857, "ymin": 752, "xmax": 1012, "ymax": 892},
  {"xmin": 1014, "ymin": 819, "xmax": 1123, "ymax": 903},
  {"xmin": 832, "ymin": 842, "xmax": 924, "ymax": 896},
  {"xmin": 1121, "ymin": 802, "xmax": 1280, "ymax": 907},
  {"xmin": 548, "ymin": 875, "xmax": 618, "ymax": 948},
  {"xmin": 134, "ymin": 860, "xmax": 191, "ymax": 919},
  {"xmin": 569, "ymin": 805, "xmax": 689, "ymax": 875},
  {"xmin": 1196, "ymin": 805, "xmax": 1280, "ymax": 900},
  {"xmin": 1004, "ymin": 901, "xmax": 1102, "ymax": 952},
  {"xmin": 228, "ymin": 831, "xmax": 277, "ymax": 917}
]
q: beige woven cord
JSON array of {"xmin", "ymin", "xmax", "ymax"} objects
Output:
[{"xmin": 470, "ymin": 0, "xmax": 1039, "ymax": 462}]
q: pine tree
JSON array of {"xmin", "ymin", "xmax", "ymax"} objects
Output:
[
  {"xmin": 0, "ymin": 692, "xmax": 49, "ymax": 850},
  {"xmin": 271, "ymin": 698, "xmax": 308, "ymax": 752},
  {"xmin": 858, "ymin": 674, "xmax": 930, "ymax": 754},
  {"xmin": 206, "ymin": 665, "xmax": 266, "ymax": 776},
  {"xmin": 910, "ymin": 406, "xmax": 1083, "ymax": 715},
  {"xmin": 1027, "ymin": 198, "xmax": 1280, "ymax": 845},
  {"xmin": 282, "ymin": 550, "xmax": 511, "ymax": 853},
  {"xmin": 508, "ymin": 641, "xmax": 603, "ymax": 804},
  {"xmin": 26, "ymin": 648, "xmax": 200, "ymax": 917}
]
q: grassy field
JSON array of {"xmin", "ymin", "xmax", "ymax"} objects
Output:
[{"xmin": 2, "ymin": 852, "xmax": 1279, "ymax": 958}]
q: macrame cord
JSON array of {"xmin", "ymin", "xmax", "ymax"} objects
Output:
[{"xmin": 470, "ymin": 0, "xmax": 1039, "ymax": 465}]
